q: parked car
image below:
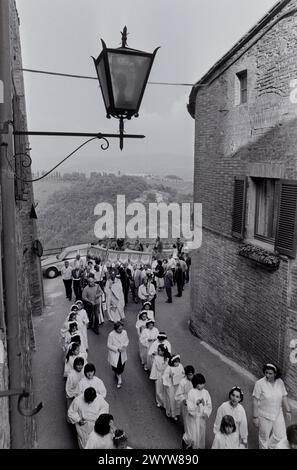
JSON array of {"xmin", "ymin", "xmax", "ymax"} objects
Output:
[{"xmin": 41, "ymin": 244, "xmax": 89, "ymax": 278}]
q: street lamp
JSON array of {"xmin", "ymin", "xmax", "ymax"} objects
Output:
[{"xmin": 93, "ymin": 26, "xmax": 159, "ymax": 150}]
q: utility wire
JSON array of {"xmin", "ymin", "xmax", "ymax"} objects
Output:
[
  {"xmin": 21, "ymin": 68, "xmax": 195, "ymax": 87},
  {"xmin": 5, "ymin": 136, "xmax": 100, "ymax": 183}
]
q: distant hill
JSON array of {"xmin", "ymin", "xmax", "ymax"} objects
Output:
[{"xmin": 34, "ymin": 174, "xmax": 193, "ymax": 250}]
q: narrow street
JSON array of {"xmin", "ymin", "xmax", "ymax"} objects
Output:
[{"xmin": 32, "ymin": 276, "xmax": 259, "ymax": 449}]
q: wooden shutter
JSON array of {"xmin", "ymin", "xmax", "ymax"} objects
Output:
[
  {"xmin": 275, "ymin": 180, "xmax": 297, "ymax": 257},
  {"xmin": 232, "ymin": 176, "xmax": 247, "ymax": 239}
]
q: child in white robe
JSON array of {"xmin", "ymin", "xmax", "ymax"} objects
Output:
[
  {"xmin": 64, "ymin": 341, "xmax": 88, "ymax": 378},
  {"xmin": 85, "ymin": 413, "xmax": 115, "ymax": 449},
  {"xmin": 163, "ymin": 354, "xmax": 185, "ymax": 420},
  {"xmin": 139, "ymin": 320, "xmax": 159, "ymax": 371},
  {"xmin": 150, "ymin": 344, "xmax": 170, "ymax": 407},
  {"xmin": 65, "ymin": 356, "xmax": 85, "ymax": 409},
  {"xmin": 183, "ymin": 373, "xmax": 212, "ymax": 449},
  {"xmin": 78, "ymin": 363, "xmax": 107, "ymax": 398},
  {"xmin": 68, "ymin": 387, "xmax": 109, "ymax": 449},
  {"xmin": 212, "ymin": 415, "xmax": 239, "ymax": 449},
  {"xmin": 63, "ymin": 322, "xmax": 79, "ymax": 353},
  {"xmin": 142, "ymin": 301, "xmax": 155, "ymax": 321},
  {"xmin": 147, "ymin": 332, "xmax": 172, "ymax": 371},
  {"xmin": 175, "ymin": 365, "xmax": 195, "ymax": 433},
  {"xmin": 213, "ymin": 386, "xmax": 248, "ymax": 448},
  {"xmin": 75, "ymin": 301, "xmax": 89, "ymax": 351},
  {"xmin": 136, "ymin": 311, "xmax": 148, "ymax": 337}
]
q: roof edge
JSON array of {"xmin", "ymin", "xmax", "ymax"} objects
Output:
[{"xmin": 187, "ymin": 0, "xmax": 292, "ymax": 118}]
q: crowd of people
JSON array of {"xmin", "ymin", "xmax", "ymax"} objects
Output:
[{"xmin": 58, "ymin": 238, "xmax": 296, "ymax": 450}]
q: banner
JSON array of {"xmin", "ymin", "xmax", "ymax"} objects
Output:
[{"xmin": 87, "ymin": 246, "xmax": 153, "ymax": 265}]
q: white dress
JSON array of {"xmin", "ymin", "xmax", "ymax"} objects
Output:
[
  {"xmin": 147, "ymin": 339, "xmax": 172, "ymax": 370},
  {"xmin": 175, "ymin": 377, "xmax": 193, "ymax": 431},
  {"xmin": 212, "ymin": 432, "xmax": 239, "ymax": 449},
  {"xmin": 162, "ymin": 364, "xmax": 185, "ymax": 418},
  {"xmin": 183, "ymin": 388, "xmax": 212, "ymax": 449},
  {"xmin": 76, "ymin": 308, "xmax": 89, "ymax": 350},
  {"xmin": 213, "ymin": 401, "xmax": 248, "ymax": 447},
  {"xmin": 150, "ymin": 355, "xmax": 169, "ymax": 407},
  {"xmin": 66, "ymin": 369, "xmax": 85, "ymax": 399},
  {"xmin": 64, "ymin": 351, "xmax": 88, "ymax": 378},
  {"xmin": 78, "ymin": 376, "xmax": 107, "ymax": 398},
  {"xmin": 85, "ymin": 431, "xmax": 114, "ymax": 449},
  {"xmin": 107, "ymin": 330, "xmax": 129, "ymax": 368},
  {"xmin": 67, "ymin": 393, "xmax": 109, "ymax": 448},
  {"xmin": 139, "ymin": 327, "xmax": 159, "ymax": 368}
]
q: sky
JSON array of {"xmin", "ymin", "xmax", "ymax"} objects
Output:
[{"xmin": 15, "ymin": 0, "xmax": 278, "ymax": 180}]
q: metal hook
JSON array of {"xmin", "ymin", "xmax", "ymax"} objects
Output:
[
  {"xmin": 0, "ymin": 389, "xmax": 43, "ymax": 417},
  {"xmin": 18, "ymin": 391, "xmax": 43, "ymax": 417}
]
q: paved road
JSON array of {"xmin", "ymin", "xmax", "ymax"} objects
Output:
[{"xmin": 33, "ymin": 276, "xmax": 260, "ymax": 449}]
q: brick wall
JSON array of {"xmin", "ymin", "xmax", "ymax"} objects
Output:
[{"xmin": 192, "ymin": 0, "xmax": 297, "ymax": 398}]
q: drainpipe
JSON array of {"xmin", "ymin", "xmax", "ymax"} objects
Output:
[{"xmin": 0, "ymin": 0, "xmax": 25, "ymax": 449}]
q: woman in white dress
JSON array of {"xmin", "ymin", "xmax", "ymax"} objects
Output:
[
  {"xmin": 212, "ymin": 415, "xmax": 239, "ymax": 449},
  {"xmin": 213, "ymin": 386, "xmax": 248, "ymax": 448},
  {"xmin": 163, "ymin": 354, "xmax": 185, "ymax": 420},
  {"xmin": 85, "ymin": 413, "xmax": 115, "ymax": 449},
  {"xmin": 183, "ymin": 373, "xmax": 212, "ymax": 449},
  {"xmin": 139, "ymin": 320, "xmax": 159, "ymax": 371},
  {"xmin": 149, "ymin": 344, "xmax": 171, "ymax": 407},
  {"xmin": 252, "ymin": 363, "xmax": 291, "ymax": 449},
  {"xmin": 68, "ymin": 387, "xmax": 109, "ymax": 448},
  {"xmin": 107, "ymin": 321, "xmax": 129, "ymax": 388}
]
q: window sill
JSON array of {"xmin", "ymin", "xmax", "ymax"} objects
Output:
[{"xmin": 238, "ymin": 243, "xmax": 280, "ymax": 271}]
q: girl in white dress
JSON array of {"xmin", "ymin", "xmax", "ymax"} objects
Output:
[
  {"xmin": 75, "ymin": 300, "xmax": 89, "ymax": 351},
  {"xmin": 212, "ymin": 415, "xmax": 239, "ymax": 449},
  {"xmin": 142, "ymin": 301, "xmax": 155, "ymax": 321},
  {"xmin": 85, "ymin": 413, "xmax": 115, "ymax": 449},
  {"xmin": 175, "ymin": 365, "xmax": 195, "ymax": 439},
  {"xmin": 113, "ymin": 429, "xmax": 133, "ymax": 449},
  {"xmin": 139, "ymin": 320, "xmax": 159, "ymax": 371},
  {"xmin": 147, "ymin": 332, "xmax": 172, "ymax": 371},
  {"xmin": 65, "ymin": 356, "xmax": 85, "ymax": 409},
  {"xmin": 68, "ymin": 387, "xmax": 109, "ymax": 448},
  {"xmin": 64, "ymin": 341, "xmax": 88, "ymax": 378},
  {"xmin": 213, "ymin": 386, "xmax": 248, "ymax": 448},
  {"xmin": 183, "ymin": 373, "xmax": 212, "ymax": 449},
  {"xmin": 136, "ymin": 311, "xmax": 148, "ymax": 337},
  {"xmin": 78, "ymin": 363, "xmax": 107, "ymax": 398},
  {"xmin": 163, "ymin": 354, "xmax": 185, "ymax": 420},
  {"xmin": 150, "ymin": 344, "xmax": 171, "ymax": 407}
]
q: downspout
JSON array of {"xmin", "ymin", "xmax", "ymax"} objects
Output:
[{"xmin": 0, "ymin": 0, "xmax": 25, "ymax": 449}]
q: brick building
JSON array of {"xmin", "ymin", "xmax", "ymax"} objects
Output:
[
  {"xmin": 0, "ymin": 0, "xmax": 44, "ymax": 448},
  {"xmin": 188, "ymin": 0, "xmax": 297, "ymax": 399}
]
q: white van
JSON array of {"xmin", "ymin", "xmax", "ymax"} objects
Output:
[{"xmin": 41, "ymin": 243, "xmax": 89, "ymax": 278}]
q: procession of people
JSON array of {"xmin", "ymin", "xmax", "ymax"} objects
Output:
[{"xmin": 58, "ymin": 238, "xmax": 295, "ymax": 450}]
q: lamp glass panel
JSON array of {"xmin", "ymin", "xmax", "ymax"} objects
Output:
[
  {"xmin": 97, "ymin": 57, "xmax": 110, "ymax": 108},
  {"xmin": 108, "ymin": 52, "xmax": 151, "ymax": 110}
]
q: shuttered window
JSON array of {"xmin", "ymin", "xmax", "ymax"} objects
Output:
[
  {"xmin": 275, "ymin": 180, "xmax": 297, "ymax": 257},
  {"xmin": 232, "ymin": 176, "xmax": 247, "ymax": 239}
]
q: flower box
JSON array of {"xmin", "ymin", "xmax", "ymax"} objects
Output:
[{"xmin": 238, "ymin": 244, "xmax": 280, "ymax": 271}]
